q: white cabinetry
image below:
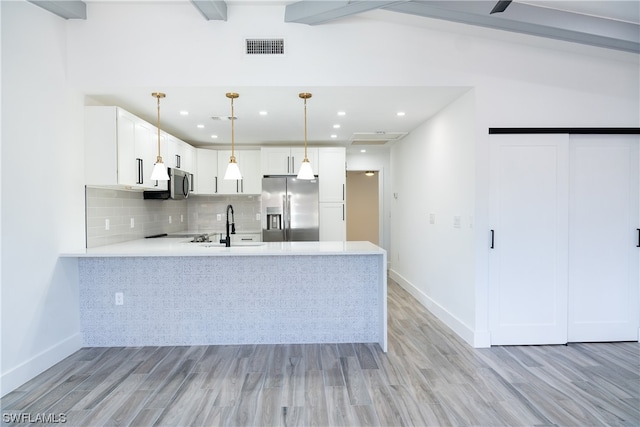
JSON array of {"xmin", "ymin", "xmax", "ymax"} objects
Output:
[
  {"xmin": 318, "ymin": 147, "xmax": 346, "ymax": 241},
  {"xmin": 261, "ymin": 147, "xmax": 319, "ymax": 176},
  {"xmin": 217, "ymin": 150, "xmax": 261, "ymax": 194},
  {"xmin": 85, "ymin": 106, "xmax": 166, "ymax": 190},
  {"xmin": 195, "ymin": 149, "xmax": 218, "ymax": 195},
  {"xmin": 319, "ymin": 203, "xmax": 346, "ymax": 241},
  {"xmin": 167, "ymin": 134, "xmax": 196, "ymax": 173},
  {"xmin": 232, "ymin": 233, "xmax": 262, "ymax": 243}
]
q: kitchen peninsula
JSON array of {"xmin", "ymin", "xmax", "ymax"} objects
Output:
[{"xmin": 63, "ymin": 240, "xmax": 387, "ymax": 351}]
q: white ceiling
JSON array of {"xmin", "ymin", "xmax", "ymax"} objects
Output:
[
  {"xmin": 86, "ymin": 86, "xmax": 471, "ymax": 152},
  {"xmin": 76, "ymin": 1, "xmax": 637, "ymax": 153}
]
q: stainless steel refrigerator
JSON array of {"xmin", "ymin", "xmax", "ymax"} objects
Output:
[{"xmin": 262, "ymin": 176, "xmax": 319, "ymax": 242}]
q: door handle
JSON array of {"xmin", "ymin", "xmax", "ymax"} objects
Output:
[
  {"xmin": 637, "ymin": 229, "xmax": 640, "ymax": 248},
  {"xmin": 182, "ymin": 175, "xmax": 189, "ymax": 198},
  {"xmin": 490, "ymin": 229, "xmax": 495, "ymax": 249},
  {"xmin": 136, "ymin": 158, "xmax": 143, "ymax": 184}
]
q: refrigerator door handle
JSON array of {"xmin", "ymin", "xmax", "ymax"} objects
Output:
[
  {"xmin": 282, "ymin": 195, "xmax": 288, "ymax": 241},
  {"xmin": 286, "ymin": 194, "xmax": 292, "ymax": 240}
]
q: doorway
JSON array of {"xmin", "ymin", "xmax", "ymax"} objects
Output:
[{"xmin": 346, "ymin": 170, "xmax": 379, "ymax": 245}]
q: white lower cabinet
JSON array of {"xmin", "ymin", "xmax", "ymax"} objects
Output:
[
  {"xmin": 319, "ymin": 202, "xmax": 345, "ymax": 241},
  {"xmin": 232, "ymin": 233, "xmax": 262, "ymax": 243},
  {"xmin": 489, "ymin": 133, "xmax": 639, "ymax": 345}
]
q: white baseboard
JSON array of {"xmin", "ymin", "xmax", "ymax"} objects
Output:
[
  {"xmin": 389, "ymin": 269, "xmax": 489, "ymax": 348},
  {"xmin": 1, "ymin": 333, "xmax": 82, "ymax": 397}
]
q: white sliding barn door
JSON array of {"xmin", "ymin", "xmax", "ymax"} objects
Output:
[
  {"xmin": 489, "ymin": 134, "xmax": 569, "ymax": 345},
  {"xmin": 568, "ymin": 135, "xmax": 639, "ymax": 342}
]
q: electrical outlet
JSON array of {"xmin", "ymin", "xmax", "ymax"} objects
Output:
[
  {"xmin": 256, "ymin": 213, "xmax": 261, "ymax": 221},
  {"xmin": 169, "ymin": 215, "xmax": 172, "ymax": 224},
  {"xmin": 115, "ymin": 292, "xmax": 124, "ymax": 305},
  {"xmin": 217, "ymin": 214, "xmax": 222, "ymax": 221},
  {"xmin": 130, "ymin": 217, "xmax": 135, "ymax": 228},
  {"xmin": 105, "ymin": 219, "xmax": 110, "ymax": 230},
  {"xmin": 453, "ymin": 215, "xmax": 462, "ymax": 229},
  {"xmin": 429, "ymin": 213, "xmax": 436, "ymax": 224},
  {"xmin": 180, "ymin": 214, "xmax": 184, "ymax": 223}
]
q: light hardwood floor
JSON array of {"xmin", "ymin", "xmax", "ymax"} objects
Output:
[{"xmin": 2, "ymin": 279, "xmax": 639, "ymax": 426}]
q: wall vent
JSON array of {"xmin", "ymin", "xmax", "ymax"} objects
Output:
[{"xmin": 245, "ymin": 38, "xmax": 285, "ymax": 55}]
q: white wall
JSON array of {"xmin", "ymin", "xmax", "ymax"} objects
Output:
[
  {"xmin": 1, "ymin": 1, "xmax": 85, "ymax": 396},
  {"xmin": 389, "ymin": 91, "xmax": 478, "ymax": 343},
  {"xmin": 1, "ymin": 0, "xmax": 638, "ymax": 394}
]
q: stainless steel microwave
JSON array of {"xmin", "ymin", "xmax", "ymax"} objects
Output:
[{"xmin": 143, "ymin": 168, "xmax": 192, "ymax": 200}]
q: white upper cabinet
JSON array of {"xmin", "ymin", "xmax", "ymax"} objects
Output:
[
  {"xmin": 261, "ymin": 147, "xmax": 318, "ymax": 176},
  {"xmin": 195, "ymin": 149, "xmax": 218, "ymax": 195},
  {"xmin": 166, "ymin": 134, "xmax": 196, "ymax": 173},
  {"xmin": 86, "ymin": 106, "xmax": 165, "ymax": 190},
  {"xmin": 318, "ymin": 147, "xmax": 346, "ymax": 202},
  {"xmin": 217, "ymin": 150, "xmax": 262, "ymax": 195}
]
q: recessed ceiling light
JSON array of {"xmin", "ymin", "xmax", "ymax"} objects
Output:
[
  {"xmin": 197, "ymin": 124, "xmax": 205, "ymax": 129},
  {"xmin": 337, "ymin": 111, "xmax": 346, "ymax": 116},
  {"xmin": 180, "ymin": 111, "xmax": 189, "ymax": 116},
  {"xmin": 259, "ymin": 111, "xmax": 268, "ymax": 116},
  {"xmin": 360, "ymin": 149, "xmax": 367, "ymax": 153},
  {"xmin": 330, "ymin": 134, "xmax": 337, "ymax": 139},
  {"xmin": 397, "ymin": 111, "xmax": 405, "ymax": 116},
  {"xmin": 333, "ymin": 124, "xmax": 341, "ymax": 129},
  {"xmin": 211, "ymin": 134, "xmax": 218, "ymax": 139}
]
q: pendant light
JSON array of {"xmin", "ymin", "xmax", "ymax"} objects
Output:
[
  {"xmin": 223, "ymin": 92, "xmax": 242, "ymax": 180},
  {"xmin": 296, "ymin": 92, "xmax": 315, "ymax": 180},
  {"xmin": 150, "ymin": 92, "xmax": 170, "ymax": 181}
]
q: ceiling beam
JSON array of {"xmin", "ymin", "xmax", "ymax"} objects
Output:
[
  {"xmin": 191, "ymin": 0, "xmax": 227, "ymax": 21},
  {"xmin": 384, "ymin": 1, "xmax": 639, "ymax": 54},
  {"xmin": 285, "ymin": 1, "xmax": 406, "ymax": 25},
  {"xmin": 28, "ymin": 1, "xmax": 86, "ymax": 19}
]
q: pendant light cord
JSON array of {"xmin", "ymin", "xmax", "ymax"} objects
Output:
[
  {"xmin": 304, "ymin": 96, "xmax": 308, "ymax": 159},
  {"xmin": 152, "ymin": 92, "xmax": 166, "ymax": 162},
  {"xmin": 299, "ymin": 92, "xmax": 312, "ymax": 161},
  {"xmin": 156, "ymin": 96, "xmax": 161, "ymax": 161},
  {"xmin": 231, "ymin": 96, "xmax": 235, "ymax": 159}
]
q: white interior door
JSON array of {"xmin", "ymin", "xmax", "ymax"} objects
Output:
[
  {"xmin": 568, "ymin": 135, "xmax": 639, "ymax": 342},
  {"xmin": 489, "ymin": 134, "xmax": 569, "ymax": 345}
]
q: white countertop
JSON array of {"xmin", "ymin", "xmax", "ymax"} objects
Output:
[{"xmin": 62, "ymin": 238, "xmax": 386, "ymax": 258}]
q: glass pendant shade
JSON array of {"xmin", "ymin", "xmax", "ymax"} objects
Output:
[
  {"xmin": 296, "ymin": 158, "xmax": 314, "ymax": 180},
  {"xmin": 297, "ymin": 92, "xmax": 315, "ymax": 180},
  {"xmin": 224, "ymin": 157, "xmax": 242, "ymax": 180},
  {"xmin": 150, "ymin": 160, "xmax": 170, "ymax": 181}
]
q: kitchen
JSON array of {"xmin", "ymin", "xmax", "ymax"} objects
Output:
[{"xmin": 2, "ymin": 0, "xmax": 638, "ymax": 419}]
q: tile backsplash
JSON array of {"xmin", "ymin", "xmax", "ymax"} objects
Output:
[
  {"xmin": 85, "ymin": 187, "xmax": 261, "ymax": 248},
  {"xmin": 187, "ymin": 195, "xmax": 262, "ymax": 235}
]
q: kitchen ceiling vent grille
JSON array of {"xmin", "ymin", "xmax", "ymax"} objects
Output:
[
  {"xmin": 350, "ymin": 132, "xmax": 408, "ymax": 145},
  {"xmin": 245, "ymin": 38, "xmax": 285, "ymax": 55}
]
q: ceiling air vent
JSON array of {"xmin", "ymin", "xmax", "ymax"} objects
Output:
[
  {"xmin": 350, "ymin": 131, "xmax": 408, "ymax": 145},
  {"xmin": 245, "ymin": 38, "xmax": 285, "ymax": 55}
]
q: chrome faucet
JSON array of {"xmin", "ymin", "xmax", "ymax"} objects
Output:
[{"xmin": 220, "ymin": 204, "xmax": 236, "ymax": 247}]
